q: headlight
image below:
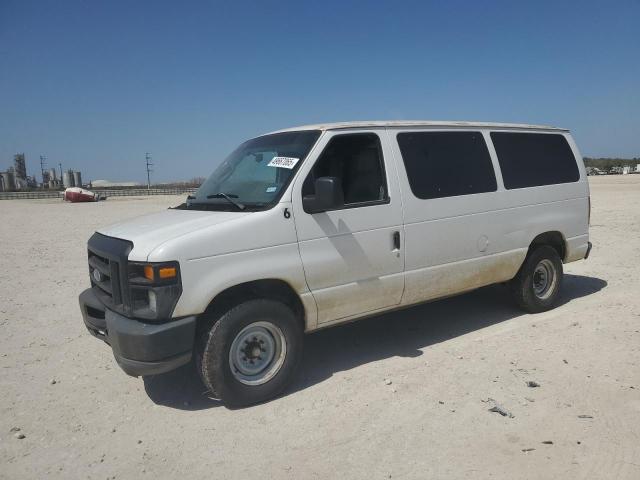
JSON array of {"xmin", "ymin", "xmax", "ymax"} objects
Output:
[
  {"xmin": 127, "ymin": 261, "xmax": 182, "ymax": 321},
  {"xmin": 148, "ymin": 290, "xmax": 157, "ymax": 313}
]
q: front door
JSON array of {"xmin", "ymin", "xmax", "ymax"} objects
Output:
[{"xmin": 291, "ymin": 130, "xmax": 404, "ymax": 324}]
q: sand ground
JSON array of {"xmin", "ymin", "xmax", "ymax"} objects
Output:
[{"xmin": 1, "ymin": 176, "xmax": 639, "ymax": 479}]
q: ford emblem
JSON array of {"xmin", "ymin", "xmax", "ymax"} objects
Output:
[{"xmin": 92, "ymin": 268, "xmax": 103, "ymax": 283}]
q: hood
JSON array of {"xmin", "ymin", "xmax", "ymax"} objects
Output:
[{"xmin": 97, "ymin": 208, "xmax": 250, "ymax": 261}]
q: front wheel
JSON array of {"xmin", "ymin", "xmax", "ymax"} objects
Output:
[
  {"xmin": 196, "ymin": 299, "xmax": 303, "ymax": 407},
  {"xmin": 510, "ymin": 245, "xmax": 563, "ymax": 313}
]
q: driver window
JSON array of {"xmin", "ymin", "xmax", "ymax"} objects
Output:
[{"xmin": 302, "ymin": 133, "xmax": 388, "ymax": 206}]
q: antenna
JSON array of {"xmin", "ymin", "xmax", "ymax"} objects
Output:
[{"xmin": 145, "ymin": 152, "xmax": 153, "ymax": 193}]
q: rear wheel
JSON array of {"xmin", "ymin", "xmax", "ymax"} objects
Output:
[
  {"xmin": 196, "ymin": 299, "xmax": 303, "ymax": 407},
  {"xmin": 510, "ymin": 245, "xmax": 563, "ymax": 313}
]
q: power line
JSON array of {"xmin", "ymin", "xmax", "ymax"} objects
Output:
[{"xmin": 145, "ymin": 152, "xmax": 153, "ymax": 193}]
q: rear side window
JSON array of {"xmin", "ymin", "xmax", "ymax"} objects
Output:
[
  {"xmin": 490, "ymin": 132, "xmax": 579, "ymax": 189},
  {"xmin": 396, "ymin": 131, "xmax": 497, "ymax": 199}
]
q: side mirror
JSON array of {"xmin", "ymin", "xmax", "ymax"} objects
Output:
[{"xmin": 303, "ymin": 176, "xmax": 344, "ymax": 213}]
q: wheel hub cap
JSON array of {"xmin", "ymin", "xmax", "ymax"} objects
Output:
[
  {"xmin": 229, "ymin": 321, "xmax": 287, "ymax": 386},
  {"xmin": 533, "ymin": 259, "xmax": 556, "ymax": 299}
]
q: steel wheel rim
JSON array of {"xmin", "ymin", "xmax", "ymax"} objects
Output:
[
  {"xmin": 229, "ymin": 321, "xmax": 287, "ymax": 386},
  {"xmin": 533, "ymin": 259, "xmax": 557, "ymax": 300}
]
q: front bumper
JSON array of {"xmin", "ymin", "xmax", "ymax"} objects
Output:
[{"xmin": 79, "ymin": 288, "xmax": 196, "ymax": 377}]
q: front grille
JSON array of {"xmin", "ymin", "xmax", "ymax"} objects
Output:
[
  {"xmin": 88, "ymin": 251, "xmax": 119, "ymax": 302},
  {"xmin": 87, "ymin": 233, "xmax": 133, "ymax": 314}
]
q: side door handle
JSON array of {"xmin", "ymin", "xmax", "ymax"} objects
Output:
[{"xmin": 392, "ymin": 231, "xmax": 401, "ymax": 251}]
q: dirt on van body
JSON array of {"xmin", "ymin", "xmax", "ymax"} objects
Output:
[{"xmin": 1, "ymin": 176, "xmax": 639, "ymax": 479}]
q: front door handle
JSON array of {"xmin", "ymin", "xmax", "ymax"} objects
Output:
[{"xmin": 392, "ymin": 231, "xmax": 401, "ymax": 251}]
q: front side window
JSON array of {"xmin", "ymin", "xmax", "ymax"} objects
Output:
[
  {"xmin": 397, "ymin": 131, "xmax": 497, "ymax": 200},
  {"xmin": 185, "ymin": 130, "xmax": 321, "ymax": 211},
  {"xmin": 302, "ymin": 133, "xmax": 388, "ymax": 207}
]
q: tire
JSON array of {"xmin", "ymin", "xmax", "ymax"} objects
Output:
[
  {"xmin": 510, "ymin": 245, "xmax": 563, "ymax": 313},
  {"xmin": 195, "ymin": 299, "xmax": 303, "ymax": 407}
]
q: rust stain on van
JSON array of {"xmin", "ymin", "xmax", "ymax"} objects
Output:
[
  {"xmin": 404, "ymin": 250, "xmax": 526, "ymax": 305},
  {"xmin": 315, "ymin": 276, "xmax": 403, "ymax": 324}
]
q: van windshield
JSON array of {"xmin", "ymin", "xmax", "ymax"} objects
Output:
[{"xmin": 183, "ymin": 130, "xmax": 321, "ymax": 211}]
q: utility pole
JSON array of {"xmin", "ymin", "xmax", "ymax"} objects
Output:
[
  {"xmin": 40, "ymin": 155, "xmax": 47, "ymax": 187},
  {"xmin": 145, "ymin": 153, "xmax": 153, "ymax": 194}
]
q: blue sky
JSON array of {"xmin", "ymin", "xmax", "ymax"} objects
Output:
[{"xmin": 1, "ymin": 0, "xmax": 638, "ymax": 183}]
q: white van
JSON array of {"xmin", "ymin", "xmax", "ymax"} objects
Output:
[{"xmin": 79, "ymin": 121, "xmax": 591, "ymax": 406}]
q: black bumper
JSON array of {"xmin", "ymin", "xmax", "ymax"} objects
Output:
[{"xmin": 79, "ymin": 288, "xmax": 196, "ymax": 377}]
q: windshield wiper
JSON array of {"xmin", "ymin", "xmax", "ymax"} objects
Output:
[{"xmin": 206, "ymin": 192, "xmax": 245, "ymax": 210}]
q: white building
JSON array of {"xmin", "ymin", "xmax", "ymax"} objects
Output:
[{"xmin": 91, "ymin": 179, "xmax": 141, "ymax": 188}]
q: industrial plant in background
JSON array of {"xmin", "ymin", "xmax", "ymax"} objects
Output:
[
  {"xmin": 62, "ymin": 169, "xmax": 82, "ymax": 189},
  {"xmin": 0, "ymin": 153, "xmax": 82, "ymax": 192}
]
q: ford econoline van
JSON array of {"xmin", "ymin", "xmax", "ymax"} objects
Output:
[{"xmin": 79, "ymin": 121, "xmax": 592, "ymax": 406}]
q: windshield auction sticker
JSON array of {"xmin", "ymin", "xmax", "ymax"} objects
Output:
[{"xmin": 267, "ymin": 156, "xmax": 300, "ymax": 169}]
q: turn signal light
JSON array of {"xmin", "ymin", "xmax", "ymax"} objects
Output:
[
  {"xmin": 158, "ymin": 266, "xmax": 177, "ymax": 279},
  {"xmin": 136, "ymin": 263, "xmax": 179, "ymax": 282},
  {"xmin": 144, "ymin": 265, "xmax": 154, "ymax": 281}
]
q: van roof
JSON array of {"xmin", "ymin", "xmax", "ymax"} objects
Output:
[{"xmin": 270, "ymin": 120, "xmax": 568, "ymax": 134}]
